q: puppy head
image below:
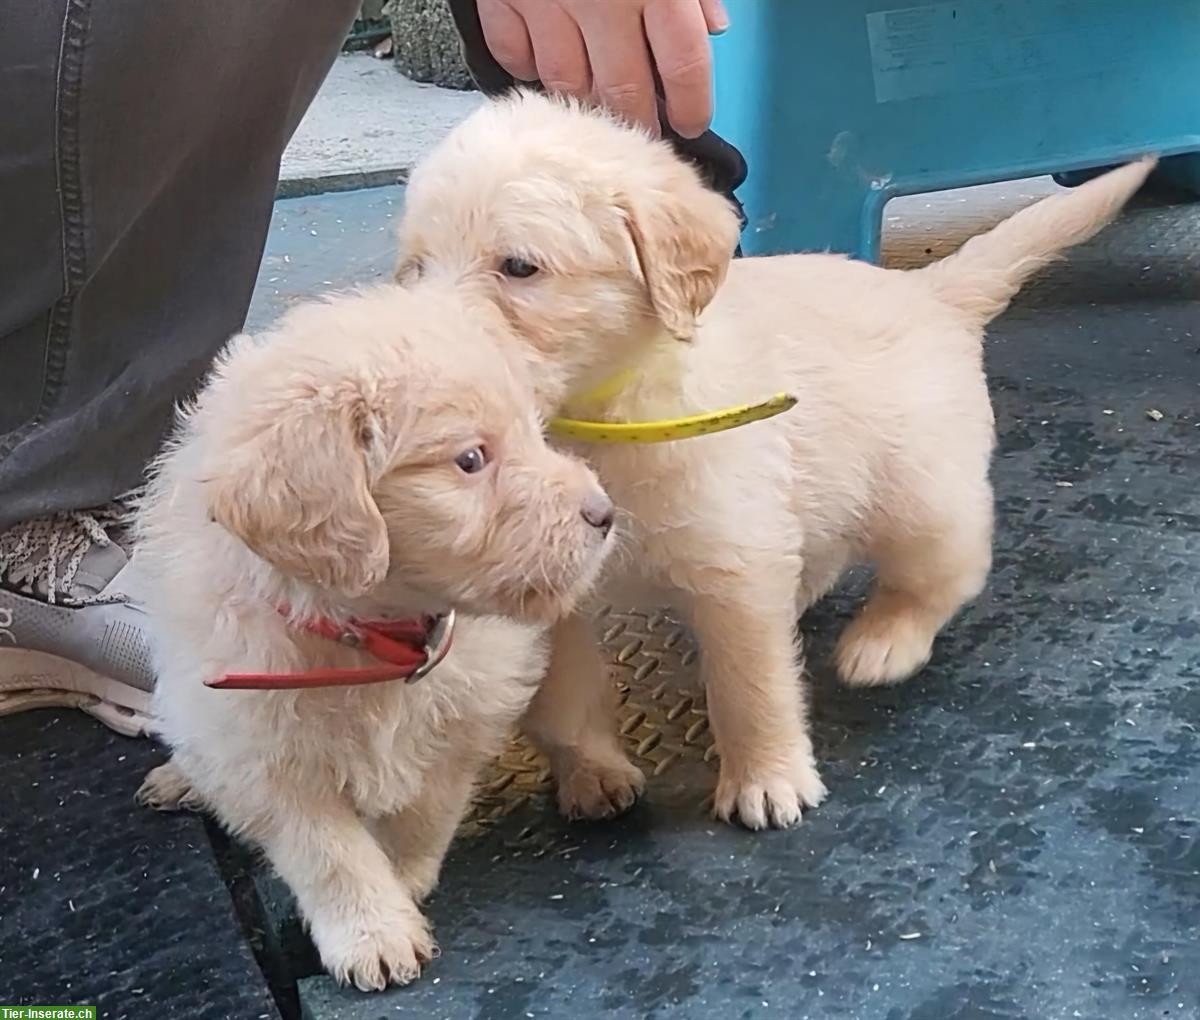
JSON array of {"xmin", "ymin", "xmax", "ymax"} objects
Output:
[
  {"xmin": 395, "ymin": 92, "xmax": 742, "ymax": 409},
  {"xmin": 200, "ymin": 285, "xmax": 614, "ymax": 621}
]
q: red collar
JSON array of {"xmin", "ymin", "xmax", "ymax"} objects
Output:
[{"xmin": 205, "ymin": 610, "xmax": 456, "ymax": 691}]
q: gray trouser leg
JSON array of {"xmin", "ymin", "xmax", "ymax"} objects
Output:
[{"xmin": 0, "ymin": 0, "xmax": 360, "ymax": 530}]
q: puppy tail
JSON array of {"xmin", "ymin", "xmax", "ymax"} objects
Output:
[{"xmin": 918, "ymin": 157, "xmax": 1156, "ymax": 327}]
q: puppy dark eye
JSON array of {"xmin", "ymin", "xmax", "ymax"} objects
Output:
[
  {"xmin": 500, "ymin": 256, "xmax": 539, "ymax": 279},
  {"xmin": 454, "ymin": 446, "xmax": 490, "ymax": 474}
]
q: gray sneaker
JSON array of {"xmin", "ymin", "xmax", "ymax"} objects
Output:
[{"xmin": 0, "ymin": 500, "xmax": 155, "ymax": 737}]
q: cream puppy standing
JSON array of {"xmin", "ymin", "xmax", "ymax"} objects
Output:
[
  {"xmin": 396, "ymin": 92, "xmax": 1153, "ymax": 830},
  {"xmin": 135, "ymin": 283, "xmax": 615, "ymax": 989}
]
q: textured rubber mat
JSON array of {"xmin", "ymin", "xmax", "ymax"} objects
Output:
[
  {"xmin": 289, "ymin": 190, "xmax": 1200, "ymax": 1020},
  {"xmin": 0, "ymin": 710, "xmax": 280, "ymax": 1020}
]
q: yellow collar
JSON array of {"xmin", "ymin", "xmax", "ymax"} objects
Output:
[{"xmin": 547, "ymin": 368, "xmax": 797, "ymax": 445}]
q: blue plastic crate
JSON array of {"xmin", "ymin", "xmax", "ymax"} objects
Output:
[{"xmin": 712, "ymin": 0, "xmax": 1200, "ymax": 260}]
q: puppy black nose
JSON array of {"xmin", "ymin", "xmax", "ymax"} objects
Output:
[{"xmin": 581, "ymin": 492, "xmax": 615, "ymax": 534}]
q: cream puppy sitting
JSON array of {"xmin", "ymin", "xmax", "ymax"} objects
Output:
[
  {"xmin": 395, "ymin": 91, "xmax": 1153, "ymax": 830},
  {"xmin": 134, "ymin": 282, "xmax": 615, "ymax": 989}
]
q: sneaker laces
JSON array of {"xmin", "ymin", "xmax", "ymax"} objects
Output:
[{"xmin": 0, "ymin": 500, "xmax": 134, "ymax": 606}]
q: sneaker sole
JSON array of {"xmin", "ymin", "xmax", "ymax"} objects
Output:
[{"xmin": 0, "ymin": 648, "xmax": 154, "ymax": 737}]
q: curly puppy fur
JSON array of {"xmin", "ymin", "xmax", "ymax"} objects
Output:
[{"xmin": 137, "ymin": 282, "xmax": 614, "ymax": 989}]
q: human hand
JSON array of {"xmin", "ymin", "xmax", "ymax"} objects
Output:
[{"xmin": 476, "ymin": 0, "xmax": 729, "ymax": 138}]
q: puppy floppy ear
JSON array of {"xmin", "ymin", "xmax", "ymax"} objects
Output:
[
  {"xmin": 619, "ymin": 165, "xmax": 742, "ymax": 341},
  {"xmin": 206, "ymin": 384, "xmax": 390, "ymax": 598}
]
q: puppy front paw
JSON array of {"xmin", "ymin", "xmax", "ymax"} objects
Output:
[
  {"xmin": 311, "ymin": 901, "xmax": 437, "ymax": 992},
  {"xmin": 136, "ymin": 762, "xmax": 205, "ymax": 813},
  {"xmin": 713, "ymin": 754, "xmax": 827, "ymax": 830},
  {"xmin": 554, "ymin": 751, "xmax": 646, "ymax": 821}
]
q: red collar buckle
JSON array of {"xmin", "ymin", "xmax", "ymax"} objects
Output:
[{"xmin": 206, "ymin": 610, "xmax": 456, "ymax": 691}]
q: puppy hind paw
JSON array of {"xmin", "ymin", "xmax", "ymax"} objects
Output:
[
  {"xmin": 555, "ymin": 753, "xmax": 646, "ymax": 821},
  {"xmin": 396, "ymin": 856, "xmax": 442, "ymax": 905},
  {"xmin": 836, "ymin": 613, "xmax": 935, "ymax": 687}
]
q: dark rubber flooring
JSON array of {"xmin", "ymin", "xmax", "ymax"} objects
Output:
[
  {"xmin": 2, "ymin": 183, "xmax": 1197, "ymax": 1020},
  {"xmin": 0, "ymin": 712, "xmax": 279, "ymax": 1019}
]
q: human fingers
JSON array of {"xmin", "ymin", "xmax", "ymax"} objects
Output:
[
  {"xmin": 644, "ymin": 0, "xmax": 714, "ymax": 138},
  {"xmin": 572, "ymin": 0, "xmax": 659, "ymax": 134},
  {"xmin": 477, "ymin": 0, "xmax": 538, "ymax": 81}
]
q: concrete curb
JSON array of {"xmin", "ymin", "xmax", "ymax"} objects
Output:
[
  {"xmin": 278, "ymin": 53, "xmax": 480, "ymax": 200},
  {"xmin": 275, "ymin": 167, "xmax": 410, "ymax": 200}
]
